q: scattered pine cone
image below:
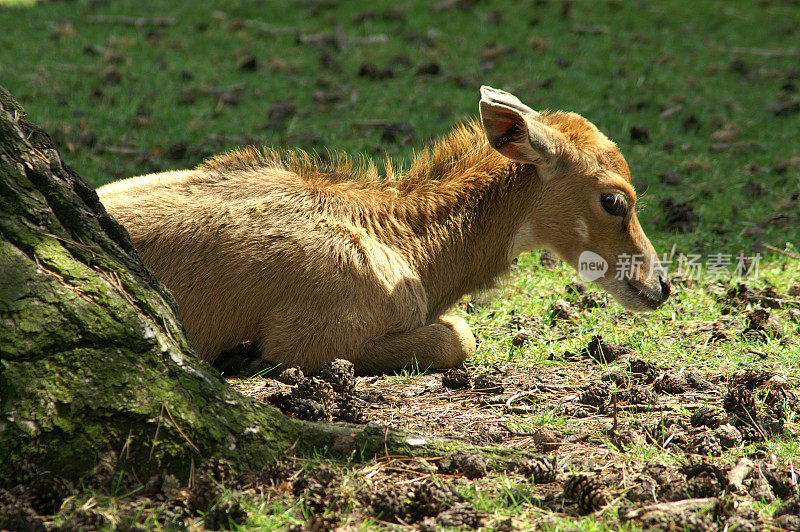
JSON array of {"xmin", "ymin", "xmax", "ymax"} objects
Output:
[
  {"xmin": 627, "ymin": 359, "xmax": 661, "ymax": 384},
  {"xmin": 369, "ymin": 489, "xmax": 406, "ymax": 521},
  {"xmin": 724, "ymin": 386, "xmax": 759, "ymax": 422},
  {"xmin": 442, "ymin": 367, "xmax": 471, "ymax": 389},
  {"xmin": 293, "ymin": 377, "xmax": 335, "ymax": 406},
  {"xmin": 579, "ymin": 383, "xmax": 610, "ymax": 408},
  {"xmin": 686, "ymin": 471, "xmax": 722, "ymax": 498},
  {"xmin": 436, "ymin": 453, "xmax": 487, "ymax": 479},
  {"xmin": 626, "ymin": 385, "xmax": 656, "ymax": 405},
  {"xmin": 259, "ymin": 460, "xmax": 292, "ymax": 486},
  {"xmin": 303, "ymin": 513, "xmax": 341, "ymax": 532},
  {"xmin": 143, "ymin": 473, "xmax": 180, "ymax": 501},
  {"xmin": 189, "ymin": 478, "xmax": 221, "ymax": 515},
  {"xmin": 317, "ymin": 359, "xmax": 355, "ymax": 394},
  {"xmin": 563, "ymin": 474, "xmax": 607, "ymax": 514},
  {"xmin": 198, "ymin": 457, "xmax": 237, "ymax": 486},
  {"xmin": 59, "ymin": 509, "xmax": 108, "ymax": 531},
  {"xmin": 406, "ymin": 480, "xmax": 461, "ymax": 522},
  {"xmin": 601, "ymin": 369, "xmax": 629, "ymax": 387},
  {"xmin": 764, "ymin": 382, "xmax": 797, "ymax": 414},
  {"xmin": 714, "ymin": 423, "xmax": 743, "ymax": 449},
  {"xmin": 293, "ymin": 466, "xmax": 338, "ymax": 513},
  {"xmin": 287, "ymin": 398, "xmax": 330, "ymax": 421},
  {"xmin": 690, "ymin": 433, "xmax": 722, "ymax": 456},
  {"xmin": 585, "ymin": 335, "xmax": 628, "ymax": 363},
  {"xmin": 203, "ymin": 499, "xmax": 248, "ymax": 531},
  {"xmin": 516, "ymin": 457, "xmax": 557, "ymax": 484},
  {"xmin": 685, "ymin": 369, "xmax": 713, "ymax": 390},
  {"xmin": 654, "ymin": 371, "xmax": 689, "ymax": 394},
  {"xmin": 188, "ymin": 458, "xmax": 236, "ymax": 515},
  {"xmin": 511, "ymin": 328, "xmax": 533, "ymax": 347},
  {"xmin": 730, "ymin": 369, "xmax": 774, "ymax": 389},
  {"xmin": 550, "ymin": 299, "xmax": 576, "ymax": 322},
  {"xmin": 0, "ymin": 489, "xmax": 45, "ymax": 532},
  {"xmin": 2, "ymin": 461, "xmax": 38, "ymax": 489},
  {"xmin": 276, "ymin": 366, "xmax": 304, "ymax": 385},
  {"xmin": 27, "ymin": 475, "xmax": 71, "ymax": 515},
  {"xmin": 333, "ymin": 394, "xmax": 367, "ymax": 424},
  {"xmin": 691, "ymin": 406, "xmax": 726, "ymax": 429},
  {"xmin": 473, "ymin": 372, "xmax": 504, "ymax": 393},
  {"xmin": 435, "ymin": 502, "xmax": 484, "ymax": 528}
]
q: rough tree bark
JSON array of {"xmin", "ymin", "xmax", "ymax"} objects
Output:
[{"xmin": 0, "ymin": 87, "xmax": 520, "ymax": 484}]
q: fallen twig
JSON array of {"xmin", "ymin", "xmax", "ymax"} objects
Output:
[{"xmin": 621, "ymin": 497, "xmax": 718, "ymax": 522}]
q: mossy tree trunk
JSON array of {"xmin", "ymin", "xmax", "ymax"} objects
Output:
[{"xmin": 0, "ymin": 87, "xmax": 519, "ymax": 484}]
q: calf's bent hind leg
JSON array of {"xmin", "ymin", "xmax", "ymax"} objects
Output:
[{"xmin": 352, "ymin": 315, "xmax": 476, "ymax": 374}]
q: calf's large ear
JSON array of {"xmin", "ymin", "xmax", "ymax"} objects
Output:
[{"xmin": 479, "ymin": 85, "xmax": 563, "ymax": 165}]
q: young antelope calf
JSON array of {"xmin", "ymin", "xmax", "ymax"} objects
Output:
[{"xmin": 97, "ymin": 86, "xmax": 670, "ymax": 374}]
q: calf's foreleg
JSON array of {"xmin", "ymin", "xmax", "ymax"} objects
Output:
[{"xmin": 351, "ymin": 315, "xmax": 475, "ymax": 374}]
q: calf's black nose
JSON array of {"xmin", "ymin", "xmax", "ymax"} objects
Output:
[{"xmin": 659, "ymin": 275, "xmax": 671, "ymax": 300}]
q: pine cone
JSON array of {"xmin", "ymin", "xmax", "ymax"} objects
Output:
[
  {"xmin": 628, "ymin": 359, "xmax": 661, "ymax": 384},
  {"xmin": 724, "ymin": 386, "xmax": 759, "ymax": 422},
  {"xmin": 0, "ymin": 489, "xmax": 45, "ymax": 532},
  {"xmin": 305, "ymin": 513, "xmax": 340, "ymax": 532},
  {"xmin": 654, "ymin": 371, "xmax": 688, "ymax": 394},
  {"xmin": 189, "ymin": 463, "xmax": 226, "ymax": 515},
  {"xmin": 369, "ymin": 488, "xmax": 406, "ymax": 521},
  {"xmin": 333, "ymin": 394, "xmax": 367, "ymax": 424},
  {"xmin": 563, "ymin": 474, "xmax": 607, "ymax": 514},
  {"xmin": 3, "ymin": 461, "xmax": 37, "ymax": 489},
  {"xmin": 293, "ymin": 377, "xmax": 335, "ymax": 406},
  {"xmin": 57, "ymin": 509, "xmax": 108, "ymax": 531},
  {"xmin": 730, "ymin": 368, "xmax": 774, "ymax": 389},
  {"xmin": 317, "ymin": 359, "xmax": 355, "ymax": 394},
  {"xmin": 626, "ymin": 385, "xmax": 656, "ymax": 404},
  {"xmin": 407, "ymin": 480, "xmax": 460, "ymax": 521},
  {"xmin": 586, "ymin": 335, "xmax": 627, "ymax": 363},
  {"xmin": 442, "ymin": 367, "xmax": 471, "ymax": 389},
  {"xmin": 276, "ymin": 366, "xmax": 304, "ymax": 385},
  {"xmin": 259, "ymin": 461, "xmax": 292, "ymax": 485},
  {"xmin": 714, "ymin": 423, "xmax": 743, "ymax": 449},
  {"xmin": 198, "ymin": 457, "xmax": 237, "ymax": 486},
  {"xmin": 287, "ymin": 398, "xmax": 330, "ymax": 421},
  {"xmin": 579, "ymin": 383, "xmax": 610, "ymax": 408},
  {"xmin": 436, "ymin": 502, "xmax": 483, "ymax": 528},
  {"xmin": 203, "ymin": 499, "xmax": 248, "ymax": 531},
  {"xmin": 686, "ymin": 472, "xmax": 722, "ymax": 498},
  {"xmin": 26, "ymin": 475, "xmax": 71, "ymax": 515},
  {"xmin": 473, "ymin": 372, "xmax": 504, "ymax": 393},
  {"xmin": 690, "ymin": 432, "xmax": 722, "ymax": 456},
  {"xmin": 691, "ymin": 406, "xmax": 726, "ymax": 429},
  {"xmin": 516, "ymin": 457, "xmax": 557, "ymax": 484}
]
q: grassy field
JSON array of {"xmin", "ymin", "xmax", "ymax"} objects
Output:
[{"xmin": 2, "ymin": 0, "xmax": 799, "ymax": 530}]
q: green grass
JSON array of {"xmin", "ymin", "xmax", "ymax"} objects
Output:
[{"xmin": 1, "ymin": 0, "xmax": 799, "ymax": 529}]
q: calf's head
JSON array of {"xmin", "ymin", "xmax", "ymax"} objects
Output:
[{"xmin": 479, "ymin": 86, "xmax": 670, "ymax": 311}]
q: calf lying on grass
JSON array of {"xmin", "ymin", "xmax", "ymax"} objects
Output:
[{"xmin": 97, "ymin": 86, "xmax": 670, "ymax": 374}]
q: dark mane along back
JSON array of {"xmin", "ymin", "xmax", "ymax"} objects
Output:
[{"xmin": 196, "ymin": 120, "xmax": 505, "ymax": 192}]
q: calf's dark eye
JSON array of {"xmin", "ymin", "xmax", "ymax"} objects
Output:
[{"xmin": 601, "ymin": 193, "xmax": 627, "ymax": 216}]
